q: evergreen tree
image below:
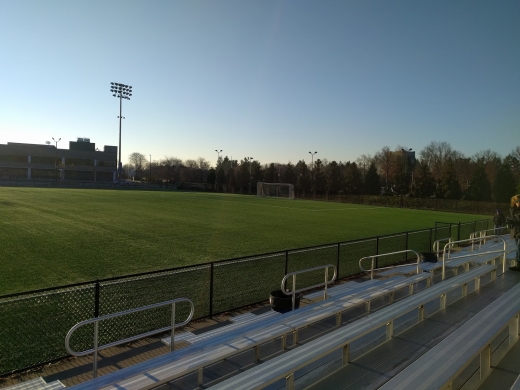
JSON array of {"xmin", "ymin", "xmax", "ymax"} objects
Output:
[
  {"xmin": 411, "ymin": 161, "xmax": 435, "ymax": 198},
  {"xmin": 493, "ymin": 162, "xmax": 517, "ymax": 203},
  {"xmin": 282, "ymin": 162, "xmax": 296, "ymax": 185},
  {"xmin": 465, "ymin": 165, "xmax": 492, "ymax": 201},
  {"xmin": 265, "ymin": 163, "xmax": 276, "ymax": 183},
  {"xmin": 216, "ymin": 167, "xmax": 226, "ymax": 192},
  {"xmin": 295, "ymin": 160, "xmax": 310, "ymax": 196},
  {"xmin": 326, "ymin": 161, "xmax": 342, "ymax": 194},
  {"xmin": 364, "ymin": 162, "xmax": 381, "ymax": 195},
  {"xmin": 344, "ymin": 162, "xmax": 363, "ymax": 194},
  {"xmin": 437, "ymin": 160, "xmax": 461, "ymax": 199},
  {"xmin": 227, "ymin": 167, "xmax": 236, "ymax": 193},
  {"xmin": 313, "ymin": 159, "xmax": 326, "ymax": 192},
  {"xmin": 206, "ymin": 168, "xmax": 216, "ymax": 188}
]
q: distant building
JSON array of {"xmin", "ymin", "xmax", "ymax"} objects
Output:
[{"xmin": 0, "ymin": 138, "xmax": 117, "ymax": 182}]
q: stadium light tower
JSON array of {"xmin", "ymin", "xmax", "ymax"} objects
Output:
[
  {"xmin": 52, "ymin": 137, "xmax": 61, "ymax": 182},
  {"xmin": 110, "ymin": 82, "xmax": 132, "ymax": 182},
  {"xmin": 309, "ymin": 151, "xmax": 317, "ymax": 167},
  {"xmin": 245, "ymin": 157, "xmax": 254, "ymax": 194},
  {"xmin": 215, "ymin": 150, "xmax": 222, "ymax": 190}
]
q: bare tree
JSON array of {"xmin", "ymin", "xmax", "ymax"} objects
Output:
[
  {"xmin": 374, "ymin": 146, "xmax": 393, "ymax": 188},
  {"xmin": 128, "ymin": 152, "xmax": 147, "ymax": 179},
  {"xmin": 511, "ymin": 146, "xmax": 520, "ymax": 160},
  {"xmin": 419, "ymin": 141, "xmax": 458, "ymax": 180}
]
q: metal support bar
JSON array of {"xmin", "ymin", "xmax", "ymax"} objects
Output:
[
  {"xmin": 440, "ymin": 294, "xmax": 446, "ymax": 309},
  {"xmin": 198, "ymin": 368, "xmax": 203, "ymax": 386},
  {"xmin": 509, "ymin": 315, "xmax": 519, "ymax": 345},
  {"xmin": 386, "ymin": 321, "xmax": 394, "ymax": 340},
  {"xmin": 342, "ymin": 344, "xmax": 350, "ymax": 366},
  {"xmin": 480, "ymin": 345, "xmax": 491, "ymax": 379},
  {"xmin": 286, "ymin": 373, "xmax": 295, "ymax": 390},
  {"xmin": 418, "ymin": 305, "xmax": 424, "ymax": 321}
]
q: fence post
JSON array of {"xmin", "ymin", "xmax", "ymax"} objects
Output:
[
  {"xmin": 209, "ymin": 262, "xmax": 214, "ymax": 318},
  {"xmin": 376, "ymin": 236, "xmax": 379, "ymax": 269},
  {"xmin": 429, "ymin": 228, "xmax": 433, "ymax": 252},
  {"xmin": 336, "ymin": 243, "xmax": 340, "ymax": 280},
  {"xmin": 284, "ymin": 250, "xmax": 289, "ymax": 291},
  {"xmin": 457, "ymin": 222, "xmax": 461, "ymax": 241},
  {"xmin": 405, "ymin": 232, "xmax": 409, "ymax": 261},
  {"xmin": 94, "ymin": 281, "xmax": 100, "ymax": 318}
]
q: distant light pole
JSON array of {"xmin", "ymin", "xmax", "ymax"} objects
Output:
[
  {"xmin": 401, "ymin": 148, "xmax": 413, "ymax": 193},
  {"xmin": 149, "ymin": 154, "xmax": 152, "ymax": 183},
  {"xmin": 110, "ymin": 82, "xmax": 132, "ymax": 182},
  {"xmin": 309, "ymin": 151, "xmax": 317, "ymax": 193},
  {"xmin": 308, "ymin": 151, "xmax": 317, "ymax": 167},
  {"xmin": 215, "ymin": 150, "xmax": 222, "ymax": 190},
  {"xmin": 52, "ymin": 137, "xmax": 61, "ymax": 182},
  {"xmin": 245, "ymin": 157, "xmax": 254, "ymax": 194}
]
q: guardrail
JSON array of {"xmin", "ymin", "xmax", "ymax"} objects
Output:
[
  {"xmin": 65, "ymin": 298, "xmax": 194, "ymax": 379},
  {"xmin": 441, "ymin": 236, "xmax": 507, "ymax": 280},
  {"xmin": 432, "ymin": 237, "xmax": 453, "ymax": 254},
  {"xmin": 359, "ymin": 250, "xmax": 422, "ymax": 280},
  {"xmin": 281, "ymin": 265, "xmax": 337, "ymax": 311},
  {"xmin": 470, "ymin": 228, "xmax": 506, "ymax": 250}
]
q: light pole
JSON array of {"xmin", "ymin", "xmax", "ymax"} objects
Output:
[
  {"xmin": 308, "ymin": 151, "xmax": 317, "ymax": 167},
  {"xmin": 309, "ymin": 151, "xmax": 317, "ymax": 194},
  {"xmin": 110, "ymin": 82, "xmax": 132, "ymax": 182},
  {"xmin": 149, "ymin": 155, "xmax": 152, "ymax": 184},
  {"xmin": 245, "ymin": 157, "xmax": 254, "ymax": 194},
  {"xmin": 401, "ymin": 148, "xmax": 412, "ymax": 193},
  {"xmin": 215, "ymin": 150, "xmax": 222, "ymax": 190},
  {"xmin": 52, "ymin": 137, "xmax": 61, "ymax": 182}
]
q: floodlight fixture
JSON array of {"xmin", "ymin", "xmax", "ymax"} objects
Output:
[{"xmin": 110, "ymin": 81, "xmax": 133, "ymax": 182}]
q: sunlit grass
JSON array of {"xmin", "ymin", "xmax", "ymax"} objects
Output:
[{"xmin": 0, "ymin": 188, "xmax": 486, "ymax": 295}]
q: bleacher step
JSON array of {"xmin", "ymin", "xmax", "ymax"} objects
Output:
[{"xmin": 3, "ymin": 378, "xmax": 65, "ymax": 390}]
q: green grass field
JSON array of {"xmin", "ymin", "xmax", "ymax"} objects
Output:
[{"xmin": 0, "ymin": 187, "xmax": 487, "ymax": 295}]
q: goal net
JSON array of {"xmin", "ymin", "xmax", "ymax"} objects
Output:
[{"xmin": 257, "ymin": 182, "xmax": 295, "ymax": 199}]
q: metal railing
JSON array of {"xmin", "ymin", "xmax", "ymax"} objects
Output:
[
  {"xmin": 281, "ymin": 265, "xmax": 337, "ymax": 311},
  {"xmin": 470, "ymin": 228, "xmax": 506, "ymax": 250},
  {"xmin": 441, "ymin": 236, "xmax": 507, "ymax": 280},
  {"xmin": 359, "ymin": 250, "xmax": 422, "ymax": 280},
  {"xmin": 433, "ymin": 237, "xmax": 453, "ymax": 254},
  {"xmin": 65, "ymin": 298, "xmax": 194, "ymax": 378}
]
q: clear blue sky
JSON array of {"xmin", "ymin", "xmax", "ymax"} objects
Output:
[{"xmin": 1, "ymin": 0, "xmax": 518, "ymax": 167}]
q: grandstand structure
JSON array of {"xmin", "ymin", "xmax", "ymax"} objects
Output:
[{"xmin": 3, "ymin": 232, "xmax": 520, "ymax": 390}]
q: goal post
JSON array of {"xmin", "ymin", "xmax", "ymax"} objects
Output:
[{"xmin": 257, "ymin": 182, "xmax": 295, "ymax": 199}]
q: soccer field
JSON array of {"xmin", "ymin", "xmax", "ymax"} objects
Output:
[{"xmin": 0, "ymin": 187, "xmax": 487, "ymax": 295}]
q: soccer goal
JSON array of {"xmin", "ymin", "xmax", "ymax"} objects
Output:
[{"xmin": 257, "ymin": 182, "xmax": 295, "ymax": 199}]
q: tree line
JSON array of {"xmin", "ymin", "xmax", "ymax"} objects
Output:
[{"xmin": 124, "ymin": 142, "xmax": 520, "ymax": 203}]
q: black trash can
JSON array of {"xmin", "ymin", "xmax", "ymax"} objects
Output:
[
  {"xmin": 269, "ymin": 290, "xmax": 301, "ymax": 313},
  {"xmin": 421, "ymin": 252, "xmax": 438, "ymax": 263}
]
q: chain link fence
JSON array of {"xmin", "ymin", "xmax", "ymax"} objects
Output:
[{"xmin": 0, "ymin": 219, "xmax": 491, "ymax": 375}]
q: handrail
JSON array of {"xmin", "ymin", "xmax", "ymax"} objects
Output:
[
  {"xmin": 441, "ymin": 235, "xmax": 506, "ymax": 280},
  {"xmin": 359, "ymin": 250, "xmax": 422, "ymax": 280},
  {"xmin": 432, "ymin": 237, "xmax": 452, "ymax": 255},
  {"xmin": 281, "ymin": 265, "xmax": 337, "ymax": 311},
  {"xmin": 65, "ymin": 297, "xmax": 194, "ymax": 378},
  {"xmin": 470, "ymin": 228, "xmax": 505, "ymax": 250}
]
